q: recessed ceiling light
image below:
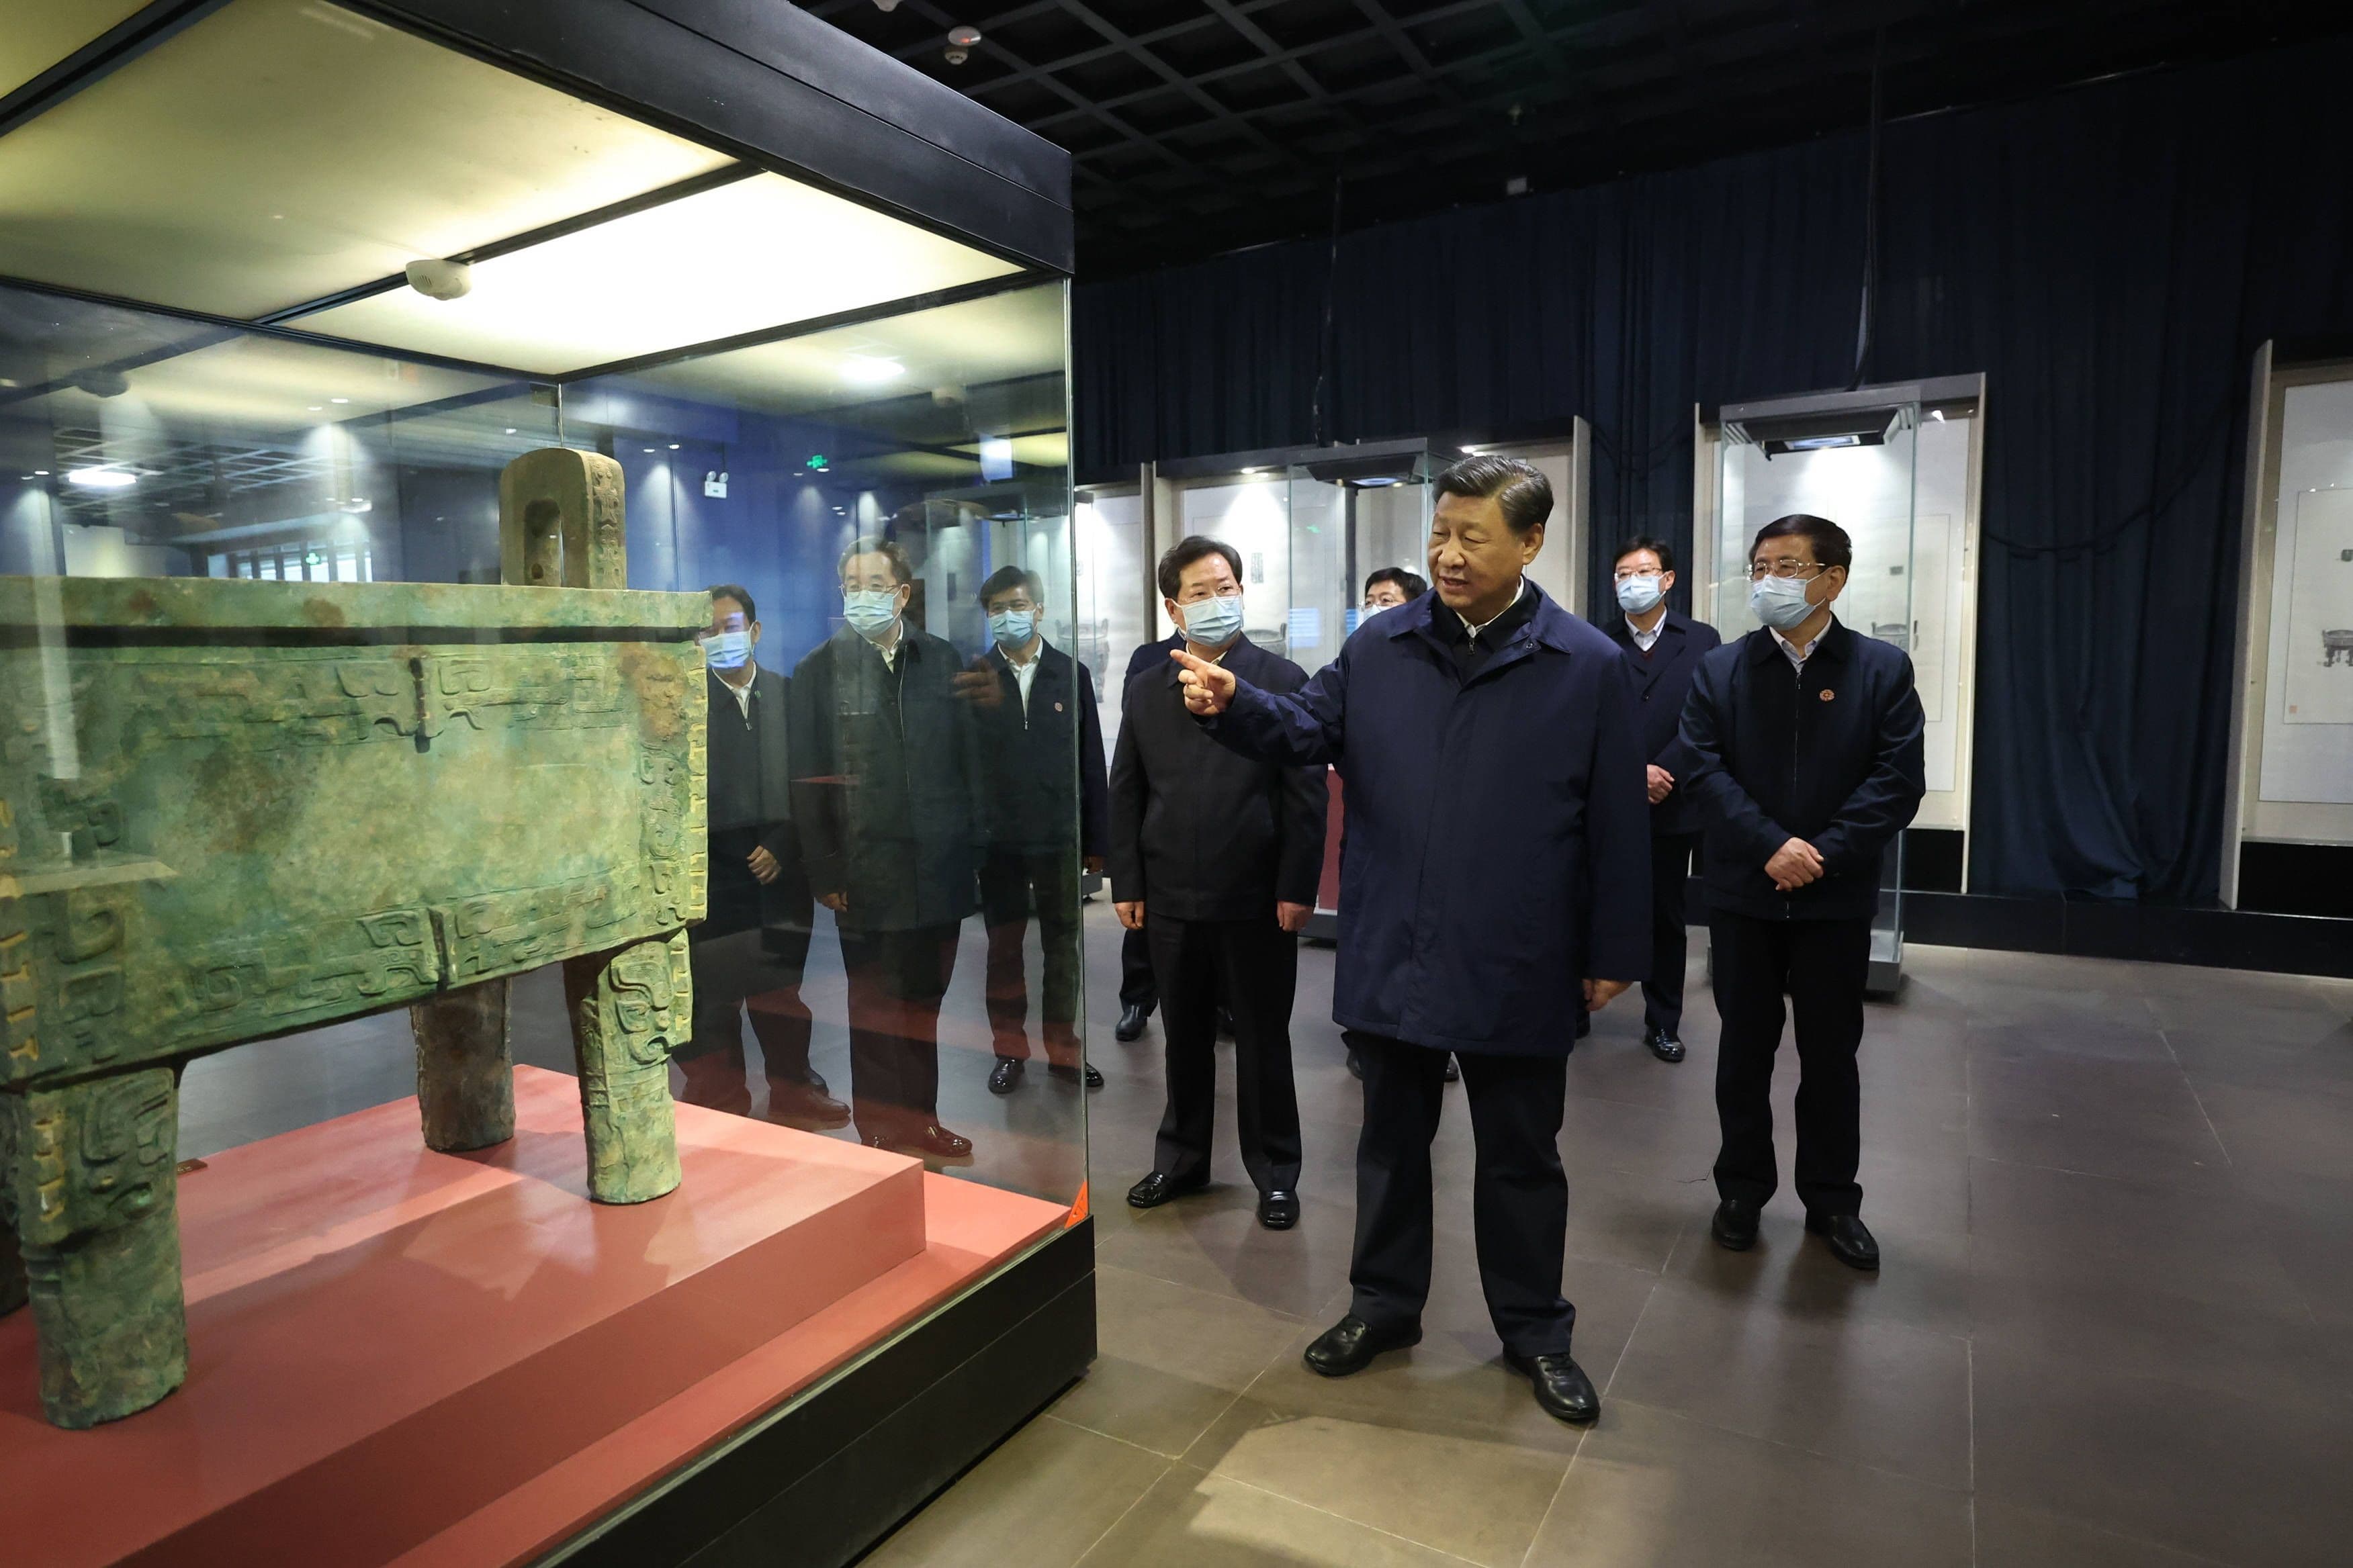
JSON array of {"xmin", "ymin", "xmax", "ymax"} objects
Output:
[
  {"xmin": 66, "ymin": 468, "xmax": 137, "ymax": 489},
  {"xmin": 330, "ymin": 397, "xmax": 350, "ymax": 404},
  {"xmin": 643, "ymin": 447, "xmax": 657, "ymax": 453},
  {"xmin": 668, "ymin": 443, "xmax": 680, "ymax": 450},
  {"xmin": 504, "ymin": 427, "xmax": 518, "ymax": 434},
  {"xmin": 308, "ymin": 404, "xmax": 324, "ymax": 411},
  {"xmin": 33, "ymin": 469, "xmax": 48, "ymax": 475},
  {"xmin": 840, "ymin": 355, "xmax": 905, "ymax": 385}
]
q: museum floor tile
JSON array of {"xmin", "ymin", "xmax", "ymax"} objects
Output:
[{"xmin": 862, "ymin": 906, "xmax": 2353, "ymax": 1568}]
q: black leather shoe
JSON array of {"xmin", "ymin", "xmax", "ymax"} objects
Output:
[
  {"xmin": 1644, "ymin": 1027, "xmax": 1687, "ymax": 1064},
  {"xmin": 1807, "ymin": 1212, "xmax": 1881, "ymax": 1271},
  {"xmin": 1047, "ymin": 1062, "xmax": 1105, "ymax": 1088},
  {"xmin": 1505, "ymin": 1350, "xmax": 1600, "ymax": 1424},
  {"xmin": 1257, "ymin": 1189, "xmax": 1300, "ymax": 1230},
  {"xmin": 1114, "ymin": 1004, "xmax": 1150, "ymax": 1042},
  {"xmin": 1442, "ymin": 1054, "xmax": 1461, "ymax": 1082},
  {"xmin": 1126, "ymin": 1170, "xmax": 1208, "ymax": 1209},
  {"xmin": 1302, "ymin": 1315, "xmax": 1420, "ymax": 1377},
  {"xmin": 987, "ymin": 1057, "xmax": 1023, "ymax": 1095},
  {"xmin": 901, "ymin": 1123, "xmax": 974, "ymax": 1162},
  {"xmin": 764, "ymin": 1077, "xmax": 850, "ymax": 1131},
  {"xmin": 1712, "ymin": 1197, "xmax": 1761, "ymax": 1251}
]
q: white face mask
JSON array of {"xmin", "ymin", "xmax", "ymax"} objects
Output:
[
  {"xmin": 1179, "ymin": 592, "xmax": 1244, "ymax": 646},
  {"xmin": 703, "ymin": 629, "xmax": 751, "ymax": 670},
  {"xmin": 1748, "ymin": 572, "xmax": 1820, "ymax": 631},
  {"xmin": 1615, "ymin": 573, "xmax": 1664, "ymax": 615},
  {"xmin": 842, "ymin": 588, "xmax": 899, "ymax": 639}
]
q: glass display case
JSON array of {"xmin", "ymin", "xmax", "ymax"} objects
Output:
[
  {"xmin": 0, "ymin": 1, "xmax": 1079, "ymax": 1562},
  {"xmin": 1706, "ymin": 377, "xmax": 1986, "ymax": 993},
  {"xmin": 2223, "ymin": 347, "xmax": 2353, "ymax": 913}
]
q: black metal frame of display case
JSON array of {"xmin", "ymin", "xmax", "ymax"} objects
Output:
[{"xmin": 1, "ymin": 5, "xmax": 1087, "ymax": 1565}]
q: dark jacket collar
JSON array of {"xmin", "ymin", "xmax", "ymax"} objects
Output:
[
  {"xmin": 1164, "ymin": 631, "xmax": 1256, "ymax": 686},
  {"xmin": 1743, "ymin": 615, "xmax": 1851, "ymax": 665},
  {"xmin": 1392, "ymin": 582, "xmax": 1581, "ymax": 657},
  {"xmin": 987, "ymin": 637, "xmax": 1065, "ymax": 676},
  {"xmin": 1605, "ymin": 608, "xmax": 1687, "ymax": 648}
]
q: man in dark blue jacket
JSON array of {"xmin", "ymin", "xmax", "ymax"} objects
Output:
[
  {"xmin": 1679, "ymin": 514, "xmax": 1926, "ymax": 1272},
  {"xmin": 1600, "ymin": 539, "xmax": 1722, "ymax": 1064},
  {"xmin": 973, "ymin": 565, "xmax": 1110, "ymax": 1094},
  {"xmin": 1173, "ymin": 457, "xmax": 1650, "ymax": 1424}
]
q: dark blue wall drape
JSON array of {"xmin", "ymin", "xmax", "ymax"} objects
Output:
[{"xmin": 1073, "ymin": 41, "xmax": 2353, "ymax": 904}]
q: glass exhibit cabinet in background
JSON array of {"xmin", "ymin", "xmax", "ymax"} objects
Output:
[
  {"xmin": 1701, "ymin": 377, "xmax": 1987, "ymax": 994},
  {"xmin": 2223, "ymin": 346, "xmax": 2353, "ymax": 916},
  {"xmin": 0, "ymin": 3, "xmax": 1082, "ymax": 1564}
]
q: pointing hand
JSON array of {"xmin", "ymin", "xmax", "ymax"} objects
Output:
[{"xmin": 1170, "ymin": 648, "xmax": 1237, "ymax": 716}]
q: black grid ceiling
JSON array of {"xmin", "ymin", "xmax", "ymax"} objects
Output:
[{"xmin": 804, "ymin": 0, "xmax": 2348, "ymax": 274}]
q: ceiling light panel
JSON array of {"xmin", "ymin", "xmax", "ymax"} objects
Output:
[
  {"xmin": 292, "ymin": 174, "xmax": 1023, "ymax": 375},
  {"xmin": 606, "ymin": 284, "xmax": 1063, "ymax": 417},
  {"xmin": 0, "ymin": 0, "xmax": 734, "ymax": 318},
  {"xmin": 0, "ymin": 0, "xmax": 153, "ymax": 101}
]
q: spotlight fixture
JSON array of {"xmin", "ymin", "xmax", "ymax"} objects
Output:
[
  {"xmin": 1730, "ymin": 408, "xmax": 1904, "ymax": 460},
  {"xmin": 404, "ymin": 257, "xmax": 472, "ymax": 301},
  {"xmin": 66, "ymin": 467, "xmax": 137, "ymax": 489},
  {"xmin": 67, "ymin": 367, "xmax": 131, "ymax": 398},
  {"xmin": 873, "ymin": 0, "xmax": 899, "ymax": 9}
]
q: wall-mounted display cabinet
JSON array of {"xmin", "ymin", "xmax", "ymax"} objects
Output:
[
  {"xmin": 2223, "ymin": 344, "xmax": 2353, "ymax": 917},
  {"xmin": 0, "ymin": 3, "xmax": 1083, "ymax": 1565},
  {"xmin": 1697, "ymin": 376, "xmax": 1987, "ymax": 991}
]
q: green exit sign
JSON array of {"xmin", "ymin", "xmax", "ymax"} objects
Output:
[{"xmin": 805, "ymin": 454, "xmax": 830, "ymax": 471}]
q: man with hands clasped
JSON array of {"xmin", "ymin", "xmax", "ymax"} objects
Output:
[
  {"xmin": 1172, "ymin": 457, "xmax": 1650, "ymax": 1426},
  {"xmin": 1109, "ymin": 537, "xmax": 1325, "ymax": 1232},
  {"xmin": 1676, "ymin": 514, "xmax": 1926, "ymax": 1271},
  {"xmin": 1599, "ymin": 539, "xmax": 1721, "ymax": 1064}
]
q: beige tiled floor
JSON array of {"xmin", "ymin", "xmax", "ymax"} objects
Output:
[{"xmin": 854, "ymin": 907, "xmax": 2353, "ymax": 1568}]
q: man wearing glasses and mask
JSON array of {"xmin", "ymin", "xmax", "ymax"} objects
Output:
[
  {"xmin": 787, "ymin": 535, "xmax": 982, "ymax": 1163},
  {"xmin": 972, "ymin": 565, "xmax": 1110, "ymax": 1096},
  {"xmin": 1678, "ymin": 514, "xmax": 1925, "ymax": 1271}
]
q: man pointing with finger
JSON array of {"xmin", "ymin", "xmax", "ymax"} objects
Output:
[{"xmin": 1173, "ymin": 455, "xmax": 1650, "ymax": 1425}]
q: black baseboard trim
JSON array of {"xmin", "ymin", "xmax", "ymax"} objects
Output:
[
  {"xmin": 541, "ymin": 1219, "xmax": 1097, "ymax": 1568},
  {"xmin": 1902, "ymin": 892, "xmax": 2353, "ymax": 978}
]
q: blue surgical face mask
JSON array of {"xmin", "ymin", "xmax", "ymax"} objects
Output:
[
  {"xmin": 1178, "ymin": 592, "xmax": 1243, "ymax": 646},
  {"xmin": 1748, "ymin": 572, "xmax": 1820, "ymax": 631},
  {"xmin": 703, "ymin": 629, "xmax": 751, "ymax": 670},
  {"xmin": 988, "ymin": 608, "xmax": 1036, "ymax": 650},
  {"xmin": 842, "ymin": 587, "xmax": 899, "ymax": 639},
  {"xmin": 1615, "ymin": 573, "xmax": 1664, "ymax": 615}
]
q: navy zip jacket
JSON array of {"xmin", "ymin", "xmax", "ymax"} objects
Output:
[
  {"xmin": 1599, "ymin": 608, "xmax": 1721, "ymax": 839},
  {"xmin": 1677, "ymin": 618, "xmax": 1927, "ymax": 922},
  {"xmin": 1204, "ymin": 585, "xmax": 1652, "ymax": 1058}
]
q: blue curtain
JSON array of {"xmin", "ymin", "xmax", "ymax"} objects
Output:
[{"xmin": 1073, "ymin": 40, "xmax": 2353, "ymax": 904}]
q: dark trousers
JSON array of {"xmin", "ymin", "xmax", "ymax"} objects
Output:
[
  {"xmin": 1145, "ymin": 911, "xmax": 1301, "ymax": 1192},
  {"xmin": 1644, "ymin": 832, "xmax": 1701, "ymax": 1036},
  {"xmin": 679, "ymin": 922, "xmax": 815, "ymax": 1113},
  {"xmin": 1118, "ymin": 924, "xmax": 1157, "ymax": 1011},
  {"xmin": 1347, "ymin": 1033, "xmax": 1575, "ymax": 1356},
  {"xmin": 1710, "ymin": 911, "xmax": 1871, "ymax": 1216},
  {"xmin": 838, "ymin": 923, "xmax": 961, "ymax": 1134},
  {"xmin": 981, "ymin": 847, "xmax": 1082, "ymax": 1066}
]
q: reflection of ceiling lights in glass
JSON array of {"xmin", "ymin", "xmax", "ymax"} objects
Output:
[
  {"xmin": 66, "ymin": 468, "xmax": 137, "ymax": 489},
  {"xmin": 1781, "ymin": 434, "xmax": 1863, "ymax": 452},
  {"xmin": 841, "ymin": 355, "xmax": 905, "ymax": 385}
]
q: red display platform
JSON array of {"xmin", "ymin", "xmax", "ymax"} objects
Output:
[{"xmin": 0, "ymin": 1066, "xmax": 1069, "ymax": 1568}]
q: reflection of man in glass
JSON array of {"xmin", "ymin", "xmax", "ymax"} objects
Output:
[
  {"xmin": 1359, "ymin": 566, "xmax": 1426, "ymax": 618},
  {"xmin": 676, "ymin": 586, "xmax": 848, "ymax": 1128},
  {"xmin": 787, "ymin": 537, "xmax": 980, "ymax": 1161},
  {"xmin": 973, "ymin": 566, "xmax": 1110, "ymax": 1095}
]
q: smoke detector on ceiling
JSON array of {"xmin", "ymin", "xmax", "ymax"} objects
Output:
[{"xmin": 946, "ymin": 24, "xmax": 981, "ymax": 64}]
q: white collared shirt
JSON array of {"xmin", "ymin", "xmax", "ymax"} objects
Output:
[
  {"xmin": 718, "ymin": 672, "xmax": 755, "ymax": 718},
  {"xmin": 1771, "ymin": 625, "xmax": 1824, "ymax": 672},
  {"xmin": 1004, "ymin": 643, "xmax": 1041, "ymax": 714},
  {"xmin": 1464, "ymin": 578, "xmax": 1527, "ymax": 643},
  {"xmin": 1627, "ymin": 613, "xmax": 1664, "ymax": 653}
]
